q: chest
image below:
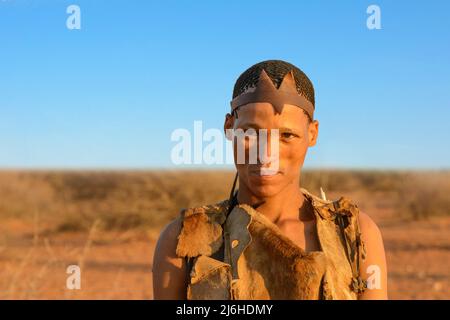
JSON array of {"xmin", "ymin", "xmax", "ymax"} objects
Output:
[{"xmin": 276, "ymin": 219, "xmax": 322, "ymax": 253}]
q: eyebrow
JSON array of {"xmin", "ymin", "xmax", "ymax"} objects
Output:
[
  {"xmin": 238, "ymin": 122, "xmax": 262, "ymax": 130},
  {"xmin": 278, "ymin": 127, "xmax": 295, "ymax": 133},
  {"xmin": 238, "ymin": 124, "xmax": 297, "ymax": 133}
]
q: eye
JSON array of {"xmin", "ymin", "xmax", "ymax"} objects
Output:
[{"xmin": 280, "ymin": 132, "xmax": 297, "ymax": 140}]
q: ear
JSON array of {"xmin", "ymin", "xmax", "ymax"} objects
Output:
[
  {"xmin": 224, "ymin": 113, "xmax": 234, "ymax": 141},
  {"xmin": 308, "ymin": 120, "xmax": 319, "ymax": 147}
]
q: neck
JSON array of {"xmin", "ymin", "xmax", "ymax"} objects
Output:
[{"xmin": 236, "ymin": 177, "xmax": 314, "ymax": 223}]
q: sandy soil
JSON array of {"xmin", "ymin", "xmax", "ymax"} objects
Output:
[
  {"xmin": 0, "ymin": 171, "xmax": 449, "ymax": 299},
  {"xmin": 1, "ymin": 215, "xmax": 449, "ymax": 300}
]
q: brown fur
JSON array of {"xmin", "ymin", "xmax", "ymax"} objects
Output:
[
  {"xmin": 176, "ymin": 189, "xmax": 364, "ymax": 300},
  {"xmin": 233, "ymin": 204, "xmax": 327, "ymax": 299},
  {"xmin": 188, "ymin": 255, "xmax": 232, "ymax": 300},
  {"xmin": 176, "ymin": 206, "xmax": 226, "ymax": 258}
]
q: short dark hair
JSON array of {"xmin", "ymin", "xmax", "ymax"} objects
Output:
[{"xmin": 232, "ymin": 60, "xmax": 315, "ymax": 122}]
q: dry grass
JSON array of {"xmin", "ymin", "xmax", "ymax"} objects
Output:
[{"xmin": 0, "ymin": 169, "xmax": 449, "ymax": 299}]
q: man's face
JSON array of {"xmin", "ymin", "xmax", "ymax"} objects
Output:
[{"xmin": 224, "ymin": 102, "xmax": 319, "ymax": 198}]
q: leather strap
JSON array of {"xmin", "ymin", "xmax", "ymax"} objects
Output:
[{"xmin": 230, "ymin": 69, "xmax": 314, "ymax": 119}]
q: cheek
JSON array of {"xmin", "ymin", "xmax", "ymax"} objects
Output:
[
  {"xmin": 232, "ymin": 136, "xmax": 258, "ymax": 163},
  {"xmin": 280, "ymin": 140, "xmax": 309, "ymax": 168}
]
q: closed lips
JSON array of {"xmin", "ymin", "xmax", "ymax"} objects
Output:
[{"xmin": 250, "ymin": 169, "xmax": 281, "ymax": 176}]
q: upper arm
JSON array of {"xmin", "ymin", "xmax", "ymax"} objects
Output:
[
  {"xmin": 358, "ymin": 211, "xmax": 388, "ymax": 300},
  {"xmin": 152, "ymin": 216, "xmax": 188, "ymax": 300}
]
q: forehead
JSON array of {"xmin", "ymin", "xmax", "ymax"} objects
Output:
[{"xmin": 234, "ymin": 102, "xmax": 308, "ymax": 129}]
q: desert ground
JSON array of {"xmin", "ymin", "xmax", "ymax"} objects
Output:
[{"xmin": 0, "ymin": 170, "xmax": 449, "ymax": 299}]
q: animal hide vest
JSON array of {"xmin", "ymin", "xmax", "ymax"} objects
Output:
[{"xmin": 175, "ymin": 188, "xmax": 367, "ymax": 300}]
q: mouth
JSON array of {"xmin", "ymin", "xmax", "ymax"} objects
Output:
[{"xmin": 249, "ymin": 168, "xmax": 281, "ymax": 177}]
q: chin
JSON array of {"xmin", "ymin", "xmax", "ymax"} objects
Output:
[{"xmin": 246, "ymin": 177, "xmax": 284, "ymax": 198}]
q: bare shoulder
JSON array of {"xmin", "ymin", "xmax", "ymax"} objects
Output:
[
  {"xmin": 157, "ymin": 215, "xmax": 183, "ymax": 248},
  {"xmin": 357, "ymin": 210, "xmax": 388, "ymax": 299},
  {"xmin": 152, "ymin": 215, "xmax": 187, "ymax": 299},
  {"xmin": 358, "ymin": 210, "xmax": 385, "ymax": 257},
  {"xmin": 153, "ymin": 215, "xmax": 185, "ymax": 266},
  {"xmin": 358, "ymin": 211, "xmax": 383, "ymax": 242}
]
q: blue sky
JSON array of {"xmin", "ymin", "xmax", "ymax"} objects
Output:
[{"xmin": 1, "ymin": 0, "xmax": 449, "ymax": 169}]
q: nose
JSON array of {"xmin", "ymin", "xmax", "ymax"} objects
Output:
[{"xmin": 257, "ymin": 129, "xmax": 277, "ymax": 166}]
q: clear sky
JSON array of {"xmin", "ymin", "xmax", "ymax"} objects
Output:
[{"xmin": 1, "ymin": 0, "xmax": 449, "ymax": 169}]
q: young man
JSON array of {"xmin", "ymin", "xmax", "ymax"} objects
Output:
[{"xmin": 153, "ymin": 60, "xmax": 387, "ymax": 300}]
